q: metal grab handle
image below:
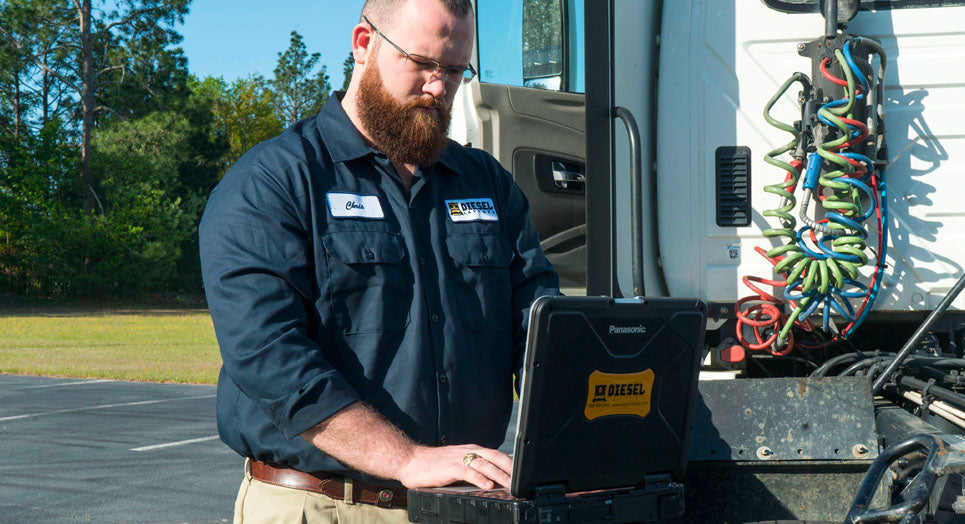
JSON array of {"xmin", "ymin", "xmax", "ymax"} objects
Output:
[
  {"xmin": 845, "ymin": 434, "xmax": 941, "ymax": 523},
  {"xmin": 614, "ymin": 106, "xmax": 644, "ymax": 297}
]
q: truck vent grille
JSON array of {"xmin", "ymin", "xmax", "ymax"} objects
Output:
[{"xmin": 716, "ymin": 146, "xmax": 752, "ymax": 227}]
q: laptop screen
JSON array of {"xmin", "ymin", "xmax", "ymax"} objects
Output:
[{"xmin": 511, "ymin": 296, "xmax": 706, "ymax": 498}]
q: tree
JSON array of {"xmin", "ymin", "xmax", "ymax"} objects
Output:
[
  {"xmin": 0, "ymin": 116, "xmax": 82, "ymax": 295},
  {"xmin": 0, "ymin": 0, "xmax": 76, "ymax": 131},
  {"xmin": 271, "ymin": 30, "xmax": 331, "ymax": 125},
  {"xmin": 196, "ymin": 74, "xmax": 283, "ymax": 174},
  {"xmin": 91, "ymin": 111, "xmax": 203, "ymax": 293},
  {"xmin": 0, "ymin": 0, "xmax": 41, "ymax": 142},
  {"xmin": 0, "ymin": 0, "xmax": 191, "ymax": 215},
  {"xmin": 0, "ymin": 0, "xmax": 211, "ymax": 298},
  {"xmin": 30, "ymin": 1, "xmax": 75, "ymax": 128},
  {"xmin": 180, "ymin": 75, "xmax": 228, "ymax": 190},
  {"xmin": 341, "ymin": 51, "xmax": 354, "ymax": 91}
]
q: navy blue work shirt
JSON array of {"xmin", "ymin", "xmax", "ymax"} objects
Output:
[{"xmin": 199, "ymin": 92, "xmax": 559, "ymax": 485}]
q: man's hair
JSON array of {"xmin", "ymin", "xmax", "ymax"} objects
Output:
[{"xmin": 361, "ymin": 0, "xmax": 473, "ymax": 28}]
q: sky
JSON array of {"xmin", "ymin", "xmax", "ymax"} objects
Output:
[{"xmin": 179, "ymin": 1, "xmax": 366, "ymax": 89}]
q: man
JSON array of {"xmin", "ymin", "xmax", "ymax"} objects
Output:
[{"xmin": 199, "ymin": 0, "xmax": 559, "ymax": 522}]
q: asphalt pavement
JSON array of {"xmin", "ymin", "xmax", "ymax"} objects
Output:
[
  {"xmin": 0, "ymin": 375, "xmax": 237, "ymax": 523},
  {"xmin": 0, "ymin": 375, "xmax": 520, "ymax": 523}
]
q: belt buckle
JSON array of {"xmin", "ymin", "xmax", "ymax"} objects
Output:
[{"xmin": 375, "ymin": 488, "xmax": 394, "ymax": 508}]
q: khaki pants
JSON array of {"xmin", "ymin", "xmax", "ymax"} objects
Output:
[{"xmin": 234, "ymin": 468, "xmax": 411, "ymax": 524}]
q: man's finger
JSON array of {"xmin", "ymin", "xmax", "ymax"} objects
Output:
[
  {"xmin": 469, "ymin": 457, "xmax": 511, "ymax": 488},
  {"xmin": 463, "ymin": 467, "xmax": 496, "ymax": 490},
  {"xmin": 476, "ymin": 449, "xmax": 513, "ymax": 474}
]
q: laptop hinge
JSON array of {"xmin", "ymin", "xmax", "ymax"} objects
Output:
[
  {"xmin": 533, "ymin": 484, "xmax": 567, "ymax": 501},
  {"xmin": 644, "ymin": 474, "xmax": 672, "ymax": 491}
]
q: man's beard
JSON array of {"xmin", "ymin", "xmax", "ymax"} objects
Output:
[{"xmin": 356, "ymin": 59, "xmax": 452, "ymax": 167}]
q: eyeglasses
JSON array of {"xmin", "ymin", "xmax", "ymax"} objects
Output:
[{"xmin": 363, "ymin": 15, "xmax": 477, "ymax": 86}]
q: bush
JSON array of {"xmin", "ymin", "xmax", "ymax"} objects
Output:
[{"xmin": 0, "ymin": 113, "xmax": 204, "ymax": 297}]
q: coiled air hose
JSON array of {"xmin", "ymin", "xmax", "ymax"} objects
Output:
[
  {"xmin": 737, "ymin": 38, "xmax": 888, "ymax": 357},
  {"xmin": 734, "ymin": 74, "xmax": 812, "ymax": 356}
]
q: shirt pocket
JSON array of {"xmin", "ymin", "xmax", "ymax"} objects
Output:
[
  {"xmin": 322, "ymin": 230, "xmax": 411, "ymax": 334},
  {"xmin": 445, "ymin": 233, "xmax": 514, "ymax": 332}
]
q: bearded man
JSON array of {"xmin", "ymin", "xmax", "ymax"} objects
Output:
[{"xmin": 198, "ymin": 0, "xmax": 559, "ymax": 522}]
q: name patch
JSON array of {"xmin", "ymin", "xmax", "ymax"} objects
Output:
[
  {"xmin": 327, "ymin": 193, "xmax": 384, "ymax": 219},
  {"xmin": 445, "ymin": 198, "xmax": 498, "ymax": 223}
]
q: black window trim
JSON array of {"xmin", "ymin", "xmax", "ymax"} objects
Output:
[{"xmin": 763, "ymin": 0, "xmax": 965, "ymax": 13}]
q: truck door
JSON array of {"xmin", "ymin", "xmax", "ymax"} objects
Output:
[
  {"xmin": 584, "ymin": 0, "xmax": 965, "ymax": 316},
  {"xmin": 583, "ymin": 1, "xmax": 664, "ymax": 299},
  {"xmin": 465, "ymin": 0, "xmax": 586, "ymax": 292}
]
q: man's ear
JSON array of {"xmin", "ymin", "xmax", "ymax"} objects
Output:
[{"xmin": 351, "ymin": 23, "xmax": 374, "ymax": 65}]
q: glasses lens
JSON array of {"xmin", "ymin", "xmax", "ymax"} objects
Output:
[
  {"xmin": 406, "ymin": 54, "xmax": 473, "ymax": 86},
  {"xmin": 406, "ymin": 56, "xmax": 440, "ymax": 74},
  {"xmin": 440, "ymin": 67, "xmax": 465, "ymax": 85}
]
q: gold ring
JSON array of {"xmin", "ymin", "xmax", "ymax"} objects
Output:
[{"xmin": 462, "ymin": 452, "xmax": 479, "ymax": 467}]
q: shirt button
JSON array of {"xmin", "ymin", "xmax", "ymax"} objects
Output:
[
  {"xmin": 438, "ymin": 374, "xmax": 447, "ymax": 384},
  {"xmin": 431, "ymin": 314, "xmax": 440, "ymax": 323},
  {"xmin": 483, "ymin": 253, "xmax": 491, "ymax": 262},
  {"xmin": 440, "ymin": 436, "xmax": 447, "ymax": 444},
  {"xmin": 364, "ymin": 249, "xmax": 375, "ymax": 260}
]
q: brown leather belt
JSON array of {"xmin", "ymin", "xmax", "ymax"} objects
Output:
[{"xmin": 248, "ymin": 460, "xmax": 407, "ymax": 508}]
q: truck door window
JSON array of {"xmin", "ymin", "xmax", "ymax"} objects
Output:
[{"xmin": 476, "ymin": 0, "xmax": 585, "ymax": 93}]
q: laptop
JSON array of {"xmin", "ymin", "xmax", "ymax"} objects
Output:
[{"xmin": 408, "ymin": 295, "xmax": 707, "ymax": 524}]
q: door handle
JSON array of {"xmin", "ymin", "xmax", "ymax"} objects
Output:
[
  {"xmin": 551, "ymin": 161, "xmax": 586, "ymax": 191},
  {"xmin": 534, "ymin": 154, "xmax": 585, "ymax": 195}
]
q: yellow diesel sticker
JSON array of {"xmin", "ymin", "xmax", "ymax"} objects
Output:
[{"xmin": 584, "ymin": 369, "xmax": 655, "ymax": 421}]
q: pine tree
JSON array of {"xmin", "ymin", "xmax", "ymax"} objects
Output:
[
  {"xmin": 0, "ymin": 0, "xmax": 190, "ymax": 214},
  {"xmin": 271, "ymin": 31, "xmax": 332, "ymax": 125},
  {"xmin": 341, "ymin": 51, "xmax": 354, "ymax": 91}
]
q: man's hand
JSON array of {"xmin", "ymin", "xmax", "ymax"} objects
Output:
[
  {"xmin": 301, "ymin": 401, "xmax": 512, "ymax": 489},
  {"xmin": 398, "ymin": 444, "xmax": 513, "ymax": 490}
]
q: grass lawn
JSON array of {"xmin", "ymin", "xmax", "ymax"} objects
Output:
[{"xmin": 0, "ymin": 308, "xmax": 221, "ymax": 384}]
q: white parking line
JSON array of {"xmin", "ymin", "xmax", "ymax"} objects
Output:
[
  {"xmin": 0, "ymin": 394, "xmax": 216, "ymax": 422},
  {"xmin": 130, "ymin": 435, "xmax": 221, "ymax": 452},
  {"xmin": 15, "ymin": 379, "xmax": 115, "ymax": 389}
]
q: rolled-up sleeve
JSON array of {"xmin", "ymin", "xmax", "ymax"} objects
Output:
[{"xmin": 200, "ymin": 161, "xmax": 359, "ymax": 440}]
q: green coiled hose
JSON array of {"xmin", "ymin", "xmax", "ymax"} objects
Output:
[{"xmin": 759, "ymin": 50, "xmax": 874, "ymax": 348}]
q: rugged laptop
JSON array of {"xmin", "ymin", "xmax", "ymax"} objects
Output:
[{"xmin": 407, "ymin": 295, "xmax": 707, "ymax": 524}]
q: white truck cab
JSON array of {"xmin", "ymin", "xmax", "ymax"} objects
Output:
[
  {"xmin": 456, "ymin": 0, "xmax": 965, "ymax": 313},
  {"xmin": 452, "ymin": 1, "xmax": 965, "ymax": 521}
]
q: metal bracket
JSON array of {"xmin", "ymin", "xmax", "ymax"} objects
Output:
[{"xmin": 846, "ymin": 434, "xmax": 965, "ymax": 523}]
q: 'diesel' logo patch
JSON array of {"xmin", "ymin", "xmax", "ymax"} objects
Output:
[
  {"xmin": 585, "ymin": 370, "xmax": 655, "ymax": 421},
  {"xmin": 445, "ymin": 198, "xmax": 498, "ymax": 222}
]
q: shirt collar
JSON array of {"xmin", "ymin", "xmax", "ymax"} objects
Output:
[
  {"xmin": 318, "ymin": 91, "xmax": 463, "ymax": 175},
  {"xmin": 317, "ymin": 91, "xmax": 375, "ymax": 163},
  {"xmin": 434, "ymin": 142, "xmax": 463, "ymax": 175}
]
